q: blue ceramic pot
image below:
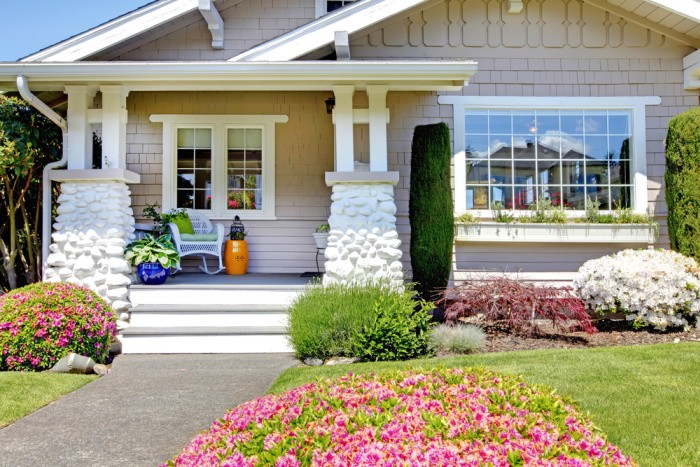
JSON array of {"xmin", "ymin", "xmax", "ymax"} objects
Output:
[{"xmin": 137, "ymin": 262, "xmax": 169, "ymax": 285}]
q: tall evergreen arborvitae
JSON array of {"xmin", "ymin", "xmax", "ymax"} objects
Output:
[
  {"xmin": 665, "ymin": 107, "xmax": 700, "ymax": 261},
  {"xmin": 409, "ymin": 123, "xmax": 454, "ymax": 301}
]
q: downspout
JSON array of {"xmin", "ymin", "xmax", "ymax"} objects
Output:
[{"xmin": 16, "ymin": 75, "xmax": 68, "ymax": 277}]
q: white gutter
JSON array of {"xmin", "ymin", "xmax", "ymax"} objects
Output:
[{"xmin": 16, "ymin": 75, "xmax": 68, "ymax": 276}]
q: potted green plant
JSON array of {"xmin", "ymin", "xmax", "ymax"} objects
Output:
[
  {"xmin": 313, "ymin": 223, "xmax": 330, "ymax": 249},
  {"xmin": 125, "ymin": 234, "xmax": 180, "ymax": 285}
]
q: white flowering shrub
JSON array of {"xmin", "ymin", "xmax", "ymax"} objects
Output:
[{"xmin": 574, "ymin": 249, "xmax": 700, "ymax": 330}]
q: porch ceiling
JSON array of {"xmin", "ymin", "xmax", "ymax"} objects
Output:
[{"xmin": 0, "ymin": 60, "xmax": 478, "ymax": 93}]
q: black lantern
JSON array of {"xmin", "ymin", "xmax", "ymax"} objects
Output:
[
  {"xmin": 229, "ymin": 215, "xmax": 246, "ymax": 240},
  {"xmin": 325, "ymin": 97, "xmax": 335, "ymax": 114}
]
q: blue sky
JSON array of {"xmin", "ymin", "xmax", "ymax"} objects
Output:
[{"xmin": 0, "ymin": 1, "xmax": 153, "ymax": 61}]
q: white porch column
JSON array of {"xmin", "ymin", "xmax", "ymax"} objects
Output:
[
  {"xmin": 332, "ymin": 85, "xmax": 355, "ymax": 172},
  {"xmin": 100, "ymin": 86, "xmax": 129, "ymax": 169},
  {"xmin": 64, "ymin": 86, "xmax": 95, "ymax": 170},
  {"xmin": 323, "ymin": 172, "xmax": 403, "ymax": 287},
  {"xmin": 367, "ymin": 85, "xmax": 389, "ymax": 172}
]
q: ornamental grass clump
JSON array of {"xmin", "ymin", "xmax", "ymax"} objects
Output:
[
  {"xmin": 166, "ymin": 368, "xmax": 634, "ymax": 466},
  {"xmin": 430, "ymin": 324, "xmax": 486, "ymax": 354},
  {"xmin": 0, "ymin": 282, "xmax": 117, "ymax": 371},
  {"xmin": 441, "ymin": 277, "xmax": 596, "ymax": 336},
  {"xmin": 575, "ymin": 249, "xmax": 700, "ymax": 330}
]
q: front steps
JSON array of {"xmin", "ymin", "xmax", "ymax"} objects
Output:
[{"xmin": 122, "ymin": 276, "xmax": 307, "ymax": 354}]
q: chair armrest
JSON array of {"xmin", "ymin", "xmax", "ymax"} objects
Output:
[
  {"xmin": 214, "ymin": 223, "xmax": 226, "ymax": 244},
  {"xmin": 168, "ymin": 222, "xmax": 183, "ymax": 248}
]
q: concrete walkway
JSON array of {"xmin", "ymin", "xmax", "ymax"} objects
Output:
[{"xmin": 0, "ymin": 354, "xmax": 297, "ymax": 467}]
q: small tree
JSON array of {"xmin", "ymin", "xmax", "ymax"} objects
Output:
[
  {"xmin": 665, "ymin": 107, "xmax": 700, "ymax": 261},
  {"xmin": 0, "ymin": 96, "xmax": 61, "ymax": 290},
  {"xmin": 409, "ymin": 123, "xmax": 454, "ymax": 301}
]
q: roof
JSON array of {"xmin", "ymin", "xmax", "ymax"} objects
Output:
[{"xmin": 18, "ymin": 0, "xmax": 700, "ymax": 64}]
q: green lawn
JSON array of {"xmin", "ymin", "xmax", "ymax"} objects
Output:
[
  {"xmin": 0, "ymin": 372, "xmax": 97, "ymax": 428},
  {"xmin": 270, "ymin": 343, "xmax": 700, "ymax": 467}
]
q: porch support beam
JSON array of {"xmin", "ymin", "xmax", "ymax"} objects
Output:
[
  {"xmin": 332, "ymin": 85, "xmax": 355, "ymax": 172},
  {"xmin": 64, "ymin": 85, "xmax": 96, "ymax": 170},
  {"xmin": 367, "ymin": 85, "xmax": 389, "ymax": 172},
  {"xmin": 100, "ymin": 85, "xmax": 129, "ymax": 169}
]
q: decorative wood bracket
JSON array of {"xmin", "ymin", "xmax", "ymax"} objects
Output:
[{"xmin": 198, "ymin": 0, "xmax": 224, "ymax": 49}]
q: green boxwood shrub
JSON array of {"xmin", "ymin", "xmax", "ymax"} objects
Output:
[
  {"xmin": 410, "ymin": 122, "xmax": 454, "ymax": 301},
  {"xmin": 0, "ymin": 282, "xmax": 117, "ymax": 371},
  {"xmin": 665, "ymin": 107, "xmax": 700, "ymax": 261},
  {"xmin": 287, "ymin": 282, "xmax": 433, "ymax": 361}
]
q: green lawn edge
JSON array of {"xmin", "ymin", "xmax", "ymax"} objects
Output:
[
  {"xmin": 269, "ymin": 343, "xmax": 700, "ymax": 467},
  {"xmin": 0, "ymin": 372, "xmax": 98, "ymax": 428}
]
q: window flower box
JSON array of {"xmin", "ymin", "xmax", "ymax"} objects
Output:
[{"xmin": 455, "ymin": 222, "xmax": 655, "ymax": 244}]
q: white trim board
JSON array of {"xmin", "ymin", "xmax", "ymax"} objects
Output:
[
  {"xmin": 438, "ymin": 95, "xmax": 661, "ymax": 216},
  {"xmin": 229, "ymin": 0, "xmax": 436, "ymax": 62}
]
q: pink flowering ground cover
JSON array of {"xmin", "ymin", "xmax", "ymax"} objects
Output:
[
  {"xmin": 166, "ymin": 368, "xmax": 634, "ymax": 466},
  {"xmin": 0, "ymin": 282, "xmax": 117, "ymax": 371}
]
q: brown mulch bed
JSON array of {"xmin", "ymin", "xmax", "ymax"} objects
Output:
[{"xmin": 478, "ymin": 320, "xmax": 700, "ymax": 353}]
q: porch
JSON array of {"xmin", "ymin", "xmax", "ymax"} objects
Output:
[{"xmin": 122, "ymin": 273, "xmax": 313, "ymax": 354}]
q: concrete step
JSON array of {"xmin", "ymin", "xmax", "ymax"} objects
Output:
[
  {"xmin": 128, "ymin": 285, "xmax": 304, "ymax": 306},
  {"xmin": 121, "ymin": 326, "xmax": 292, "ymax": 354},
  {"xmin": 129, "ymin": 304, "xmax": 289, "ymax": 328}
]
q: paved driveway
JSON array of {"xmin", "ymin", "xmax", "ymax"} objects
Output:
[{"xmin": 0, "ymin": 354, "xmax": 297, "ymax": 467}]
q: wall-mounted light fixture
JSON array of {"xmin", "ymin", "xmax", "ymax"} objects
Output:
[{"xmin": 325, "ymin": 97, "xmax": 335, "ymax": 114}]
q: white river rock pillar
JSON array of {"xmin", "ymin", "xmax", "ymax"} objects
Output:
[
  {"xmin": 43, "ymin": 170, "xmax": 140, "ymax": 322},
  {"xmin": 323, "ymin": 172, "xmax": 403, "ymax": 287}
]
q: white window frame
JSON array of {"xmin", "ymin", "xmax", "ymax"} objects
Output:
[
  {"xmin": 437, "ymin": 96, "xmax": 661, "ymax": 217},
  {"xmin": 150, "ymin": 114, "xmax": 288, "ymax": 220},
  {"xmin": 315, "ymin": 0, "xmax": 358, "ymax": 18}
]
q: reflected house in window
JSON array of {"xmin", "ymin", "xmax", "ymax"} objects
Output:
[{"xmin": 465, "ymin": 109, "xmax": 632, "ymax": 211}]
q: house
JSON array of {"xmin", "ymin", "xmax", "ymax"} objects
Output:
[{"xmin": 1, "ymin": 0, "xmax": 699, "ymax": 352}]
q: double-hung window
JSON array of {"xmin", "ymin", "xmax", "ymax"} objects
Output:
[
  {"xmin": 315, "ymin": 0, "xmax": 358, "ymax": 17},
  {"xmin": 438, "ymin": 96, "xmax": 660, "ymax": 216},
  {"xmin": 151, "ymin": 114, "xmax": 288, "ymax": 220}
]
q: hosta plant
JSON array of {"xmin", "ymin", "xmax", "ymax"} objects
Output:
[
  {"xmin": 125, "ymin": 234, "xmax": 180, "ymax": 268},
  {"xmin": 0, "ymin": 282, "xmax": 117, "ymax": 371},
  {"xmin": 441, "ymin": 276, "xmax": 596, "ymax": 336},
  {"xmin": 166, "ymin": 368, "xmax": 634, "ymax": 466},
  {"xmin": 574, "ymin": 249, "xmax": 700, "ymax": 330}
]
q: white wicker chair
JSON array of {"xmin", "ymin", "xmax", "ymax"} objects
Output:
[{"xmin": 168, "ymin": 209, "xmax": 226, "ymax": 275}]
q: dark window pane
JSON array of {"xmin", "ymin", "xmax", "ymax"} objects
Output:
[
  {"xmin": 466, "ymin": 186, "xmax": 489, "ymax": 209},
  {"xmin": 194, "ymin": 149, "xmax": 211, "ymax": 168},
  {"xmin": 194, "ymin": 190, "xmax": 209, "ymax": 210},
  {"xmin": 489, "ymin": 160, "xmax": 513, "ymax": 184},
  {"xmin": 177, "ymin": 149, "xmax": 194, "ymax": 169},
  {"xmin": 489, "ymin": 135, "xmax": 512, "ymax": 159},
  {"xmin": 466, "ymin": 160, "xmax": 489, "ymax": 183},
  {"xmin": 247, "ymin": 150, "xmax": 262, "ymax": 163},
  {"xmin": 177, "ymin": 171, "xmax": 194, "ymax": 189},
  {"xmin": 465, "ymin": 111, "xmax": 488, "ymax": 134},
  {"xmin": 194, "ymin": 170, "xmax": 210, "ymax": 189},
  {"xmin": 177, "ymin": 190, "xmax": 193, "ymax": 208},
  {"xmin": 586, "ymin": 160, "xmax": 609, "ymax": 185},
  {"xmin": 228, "ymin": 149, "xmax": 245, "ymax": 165}
]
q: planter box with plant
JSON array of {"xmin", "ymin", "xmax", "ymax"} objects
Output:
[
  {"xmin": 455, "ymin": 198, "xmax": 658, "ymax": 244},
  {"xmin": 225, "ymin": 218, "xmax": 248, "ymax": 275},
  {"xmin": 313, "ymin": 223, "xmax": 330, "ymax": 249},
  {"xmin": 125, "ymin": 234, "xmax": 180, "ymax": 285}
]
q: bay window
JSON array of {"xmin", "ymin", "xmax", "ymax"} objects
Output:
[
  {"xmin": 151, "ymin": 114, "xmax": 288, "ymax": 219},
  {"xmin": 438, "ymin": 96, "xmax": 660, "ymax": 216}
]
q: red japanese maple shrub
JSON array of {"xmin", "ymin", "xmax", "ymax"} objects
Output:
[{"xmin": 441, "ymin": 276, "xmax": 596, "ymax": 336}]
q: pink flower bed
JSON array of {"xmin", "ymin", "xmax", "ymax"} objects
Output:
[
  {"xmin": 0, "ymin": 282, "xmax": 117, "ymax": 371},
  {"xmin": 167, "ymin": 368, "xmax": 634, "ymax": 466}
]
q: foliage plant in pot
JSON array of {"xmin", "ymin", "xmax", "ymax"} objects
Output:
[
  {"xmin": 225, "ymin": 216, "xmax": 248, "ymax": 275},
  {"xmin": 313, "ymin": 223, "xmax": 330, "ymax": 249},
  {"xmin": 125, "ymin": 234, "xmax": 180, "ymax": 285}
]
